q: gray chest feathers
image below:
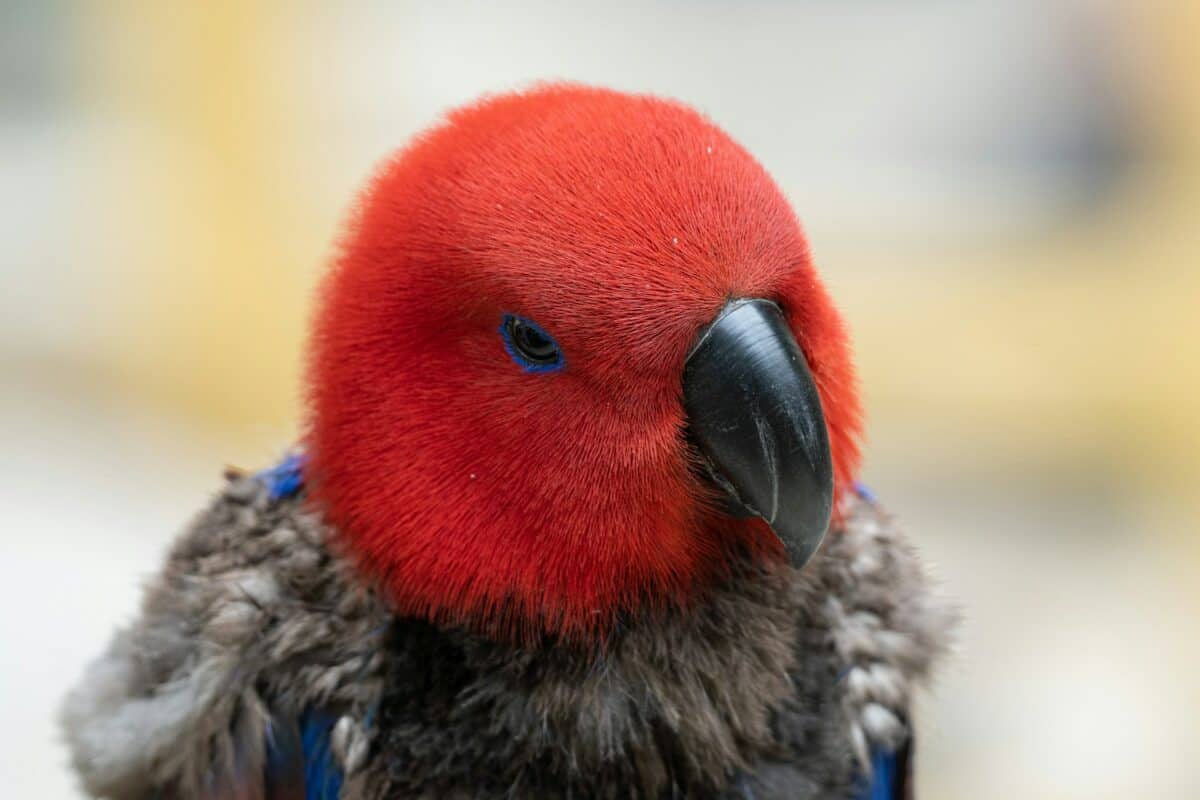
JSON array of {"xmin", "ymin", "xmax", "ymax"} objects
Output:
[
  {"xmin": 359, "ymin": 564, "xmax": 847, "ymax": 799},
  {"xmin": 352, "ymin": 502, "xmax": 953, "ymax": 799},
  {"xmin": 62, "ymin": 474, "xmax": 954, "ymax": 800}
]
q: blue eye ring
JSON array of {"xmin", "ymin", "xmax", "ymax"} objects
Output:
[{"xmin": 500, "ymin": 314, "xmax": 565, "ymax": 373}]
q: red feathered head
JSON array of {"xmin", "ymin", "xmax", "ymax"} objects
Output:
[{"xmin": 307, "ymin": 85, "xmax": 861, "ymax": 642}]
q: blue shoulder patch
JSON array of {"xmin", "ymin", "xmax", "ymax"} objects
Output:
[
  {"xmin": 853, "ymin": 741, "xmax": 913, "ymax": 800},
  {"xmin": 257, "ymin": 453, "xmax": 306, "ymax": 500},
  {"xmin": 853, "ymin": 481, "xmax": 878, "ymax": 505},
  {"xmin": 860, "ymin": 747, "xmax": 897, "ymax": 800},
  {"xmin": 264, "ymin": 708, "xmax": 343, "ymax": 800},
  {"xmin": 299, "ymin": 710, "xmax": 343, "ymax": 800}
]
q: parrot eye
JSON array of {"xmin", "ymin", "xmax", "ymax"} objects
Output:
[{"xmin": 500, "ymin": 314, "xmax": 564, "ymax": 373}]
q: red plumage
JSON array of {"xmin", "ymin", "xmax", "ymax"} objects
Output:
[{"xmin": 306, "ymin": 84, "xmax": 862, "ymax": 642}]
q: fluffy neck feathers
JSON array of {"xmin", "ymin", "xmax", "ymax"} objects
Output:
[{"xmin": 62, "ymin": 465, "xmax": 953, "ymax": 799}]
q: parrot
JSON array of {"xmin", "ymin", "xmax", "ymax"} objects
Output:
[{"xmin": 61, "ymin": 84, "xmax": 955, "ymax": 800}]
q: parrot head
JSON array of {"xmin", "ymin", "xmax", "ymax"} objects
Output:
[{"xmin": 308, "ymin": 85, "xmax": 862, "ymax": 642}]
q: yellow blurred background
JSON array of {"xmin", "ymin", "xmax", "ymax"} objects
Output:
[{"xmin": 2, "ymin": 2, "xmax": 1197, "ymax": 797}]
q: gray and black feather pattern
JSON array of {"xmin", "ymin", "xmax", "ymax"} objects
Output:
[{"xmin": 62, "ymin": 463, "xmax": 954, "ymax": 799}]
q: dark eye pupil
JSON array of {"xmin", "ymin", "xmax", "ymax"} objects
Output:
[
  {"xmin": 512, "ymin": 320, "xmax": 557, "ymax": 362},
  {"xmin": 501, "ymin": 314, "xmax": 564, "ymax": 372}
]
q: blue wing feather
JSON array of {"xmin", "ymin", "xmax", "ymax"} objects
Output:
[
  {"xmin": 299, "ymin": 710, "xmax": 344, "ymax": 800},
  {"xmin": 854, "ymin": 740, "xmax": 914, "ymax": 800},
  {"xmin": 861, "ymin": 747, "xmax": 897, "ymax": 800},
  {"xmin": 264, "ymin": 709, "xmax": 344, "ymax": 800},
  {"xmin": 257, "ymin": 454, "xmax": 306, "ymax": 500}
]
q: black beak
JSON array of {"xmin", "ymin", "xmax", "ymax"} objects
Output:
[{"xmin": 683, "ymin": 299, "xmax": 834, "ymax": 569}]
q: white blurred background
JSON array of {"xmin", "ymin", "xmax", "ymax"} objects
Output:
[{"xmin": 3, "ymin": 2, "xmax": 1199, "ymax": 797}]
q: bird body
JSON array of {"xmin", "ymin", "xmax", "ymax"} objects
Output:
[{"xmin": 63, "ymin": 85, "xmax": 954, "ymax": 798}]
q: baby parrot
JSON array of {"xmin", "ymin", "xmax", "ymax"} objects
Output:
[{"xmin": 62, "ymin": 85, "xmax": 954, "ymax": 799}]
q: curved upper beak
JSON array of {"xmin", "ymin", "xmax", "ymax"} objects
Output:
[{"xmin": 682, "ymin": 299, "xmax": 834, "ymax": 569}]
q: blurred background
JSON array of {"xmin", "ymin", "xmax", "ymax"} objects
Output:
[{"xmin": 2, "ymin": 1, "xmax": 1197, "ymax": 797}]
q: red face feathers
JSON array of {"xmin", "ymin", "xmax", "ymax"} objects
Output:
[{"xmin": 307, "ymin": 84, "xmax": 862, "ymax": 643}]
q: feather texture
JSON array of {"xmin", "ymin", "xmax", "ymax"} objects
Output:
[
  {"xmin": 299, "ymin": 711, "xmax": 344, "ymax": 800},
  {"xmin": 60, "ymin": 462, "xmax": 952, "ymax": 798},
  {"xmin": 853, "ymin": 739, "xmax": 914, "ymax": 800},
  {"xmin": 264, "ymin": 716, "xmax": 305, "ymax": 799},
  {"xmin": 61, "ymin": 469, "xmax": 389, "ymax": 799}
]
